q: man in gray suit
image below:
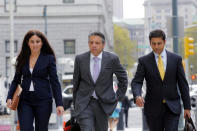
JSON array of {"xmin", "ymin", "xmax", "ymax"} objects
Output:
[{"xmin": 73, "ymin": 32, "xmax": 128, "ymax": 131}]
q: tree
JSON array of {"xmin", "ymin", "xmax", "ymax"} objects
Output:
[{"xmin": 113, "ymin": 24, "xmax": 137, "ymax": 71}]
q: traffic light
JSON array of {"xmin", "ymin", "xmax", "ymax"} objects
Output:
[
  {"xmin": 191, "ymin": 74, "xmax": 197, "ymax": 80},
  {"xmin": 184, "ymin": 37, "xmax": 195, "ymax": 59}
]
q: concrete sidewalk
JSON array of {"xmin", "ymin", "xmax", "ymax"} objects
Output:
[
  {"xmin": 124, "ymin": 128, "xmax": 142, "ymax": 131},
  {"xmin": 116, "ymin": 127, "xmax": 142, "ymax": 131},
  {"xmin": 49, "ymin": 128, "xmax": 142, "ymax": 131}
]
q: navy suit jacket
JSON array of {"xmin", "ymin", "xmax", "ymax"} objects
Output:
[
  {"xmin": 131, "ymin": 50, "xmax": 191, "ymax": 117},
  {"xmin": 7, "ymin": 53, "xmax": 63, "ymax": 106}
]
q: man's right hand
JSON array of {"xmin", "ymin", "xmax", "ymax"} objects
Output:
[{"xmin": 136, "ymin": 96, "xmax": 144, "ymax": 107}]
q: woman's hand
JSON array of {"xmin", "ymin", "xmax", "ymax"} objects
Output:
[
  {"xmin": 56, "ymin": 106, "xmax": 64, "ymax": 116},
  {"xmin": 7, "ymin": 99, "xmax": 12, "ymax": 108}
]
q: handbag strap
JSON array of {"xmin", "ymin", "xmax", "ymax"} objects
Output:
[{"xmin": 186, "ymin": 116, "xmax": 196, "ymax": 131}]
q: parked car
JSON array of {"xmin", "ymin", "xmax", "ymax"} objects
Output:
[
  {"xmin": 62, "ymin": 81, "xmax": 121, "ymax": 110},
  {"xmin": 0, "ymin": 100, "xmax": 4, "ymax": 115},
  {"xmin": 189, "ymin": 86, "xmax": 197, "ymax": 109},
  {"xmin": 189, "ymin": 84, "xmax": 197, "ymax": 91},
  {"xmin": 62, "ymin": 85, "xmax": 73, "ymax": 110},
  {"xmin": 3, "ymin": 106, "xmax": 11, "ymax": 115},
  {"xmin": 0, "ymin": 100, "xmax": 10, "ymax": 115}
]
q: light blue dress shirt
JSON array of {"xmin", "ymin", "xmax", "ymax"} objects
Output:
[
  {"xmin": 153, "ymin": 49, "xmax": 167, "ymax": 72},
  {"xmin": 90, "ymin": 52, "xmax": 103, "ymax": 99}
]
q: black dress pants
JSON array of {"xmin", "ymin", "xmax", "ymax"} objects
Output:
[{"xmin": 145, "ymin": 104, "xmax": 180, "ymax": 131}]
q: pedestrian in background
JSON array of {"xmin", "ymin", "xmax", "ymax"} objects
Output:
[
  {"xmin": 72, "ymin": 32, "xmax": 128, "ymax": 131},
  {"xmin": 109, "ymin": 101, "xmax": 122, "ymax": 131},
  {"xmin": 122, "ymin": 95, "xmax": 130, "ymax": 128},
  {"xmin": 109, "ymin": 82, "xmax": 122, "ymax": 131},
  {"xmin": 131, "ymin": 29, "xmax": 191, "ymax": 131},
  {"xmin": 7, "ymin": 30, "xmax": 64, "ymax": 131}
]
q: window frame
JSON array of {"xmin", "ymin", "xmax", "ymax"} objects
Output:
[
  {"xmin": 63, "ymin": 0, "xmax": 74, "ymax": 3},
  {"xmin": 64, "ymin": 39, "xmax": 76, "ymax": 54},
  {"xmin": 5, "ymin": 40, "xmax": 18, "ymax": 53}
]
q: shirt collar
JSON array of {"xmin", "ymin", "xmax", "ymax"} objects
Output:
[
  {"xmin": 90, "ymin": 51, "xmax": 103, "ymax": 60},
  {"xmin": 154, "ymin": 49, "xmax": 166, "ymax": 58}
]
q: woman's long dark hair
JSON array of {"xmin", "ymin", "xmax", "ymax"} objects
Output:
[{"xmin": 16, "ymin": 30, "xmax": 55, "ymax": 73}]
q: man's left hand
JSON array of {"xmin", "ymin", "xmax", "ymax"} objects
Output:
[
  {"xmin": 56, "ymin": 106, "xmax": 64, "ymax": 116},
  {"xmin": 184, "ymin": 109, "xmax": 191, "ymax": 118}
]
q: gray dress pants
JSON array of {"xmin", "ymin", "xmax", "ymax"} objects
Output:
[{"xmin": 76, "ymin": 99, "xmax": 108, "ymax": 131}]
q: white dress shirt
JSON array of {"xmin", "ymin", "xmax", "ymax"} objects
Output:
[{"xmin": 29, "ymin": 68, "xmax": 34, "ymax": 91}]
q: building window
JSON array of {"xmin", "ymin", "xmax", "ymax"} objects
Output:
[
  {"xmin": 156, "ymin": 16, "xmax": 161, "ymax": 20},
  {"xmin": 156, "ymin": 9, "xmax": 161, "ymax": 13},
  {"xmin": 64, "ymin": 40, "xmax": 75, "ymax": 54},
  {"xmin": 63, "ymin": 0, "xmax": 74, "ymax": 3},
  {"xmin": 185, "ymin": 21, "xmax": 188, "ymax": 26},
  {"xmin": 156, "ymin": 23, "xmax": 161, "ymax": 28},
  {"xmin": 5, "ymin": 40, "xmax": 18, "ymax": 53},
  {"xmin": 5, "ymin": 57, "xmax": 10, "ymax": 77},
  {"xmin": 165, "ymin": 9, "xmax": 170, "ymax": 13}
]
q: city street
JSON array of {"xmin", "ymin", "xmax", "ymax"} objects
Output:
[
  {"xmin": 127, "ymin": 107, "xmax": 142, "ymax": 129},
  {"xmin": 1, "ymin": 107, "xmax": 197, "ymax": 131},
  {"xmin": 0, "ymin": 0, "xmax": 197, "ymax": 131},
  {"xmin": 48, "ymin": 107, "xmax": 143, "ymax": 131},
  {"xmin": 0, "ymin": 107, "xmax": 143, "ymax": 131}
]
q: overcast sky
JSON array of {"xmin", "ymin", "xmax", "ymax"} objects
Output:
[{"xmin": 123, "ymin": 0, "xmax": 145, "ymax": 19}]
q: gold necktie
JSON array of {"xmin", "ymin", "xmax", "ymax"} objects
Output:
[{"xmin": 158, "ymin": 55, "xmax": 165, "ymax": 80}]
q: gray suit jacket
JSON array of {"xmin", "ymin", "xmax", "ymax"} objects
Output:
[{"xmin": 73, "ymin": 51, "xmax": 128, "ymax": 116}]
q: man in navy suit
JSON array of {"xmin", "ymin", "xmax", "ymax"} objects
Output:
[{"xmin": 131, "ymin": 29, "xmax": 191, "ymax": 131}]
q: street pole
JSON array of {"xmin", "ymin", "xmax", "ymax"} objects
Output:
[
  {"xmin": 172, "ymin": 0, "xmax": 179, "ymax": 54},
  {"xmin": 172, "ymin": 1, "xmax": 184, "ymax": 129},
  {"xmin": 43, "ymin": 5, "xmax": 47, "ymax": 36},
  {"xmin": 185, "ymin": 59, "xmax": 189, "ymax": 83},
  {"xmin": 9, "ymin": 0, "xmax": 15, "ymax": 130},
  {"xmin": 10, "ymin": 0, "xmax": 14, "ymax": 78}
]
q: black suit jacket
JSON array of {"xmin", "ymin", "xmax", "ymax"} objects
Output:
[
  {"xmin": 7, "ymin": 53, "xmax": 63, "ymax": 106},
  {"xmin": 131, "ymin": 50, "xmax": 191, "ymax": 116},
  {"xmin": 73, "ymin": 51, "xmax": 128, "ymax": 116}
]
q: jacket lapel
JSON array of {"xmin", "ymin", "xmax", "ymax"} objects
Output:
[
  {"xmin": 86, "ymin": 52, "xmax": 94, "ymax": 84},
  {"xmin": 163, "ymin": 51, "xmax": 170, "ymax": 81},
  {"xmin": 24, "ymin": 59, "xmax": 31, "ymax": 75},
  {"xmin": 32, "ymin": 53, "xmax": 42, "ymax": 75},
  {"xmin": 150, "ymin": 52, "xmax": 163, "ymax": 82},
  {"xmin": 95, "ymin": 51, "xmax": 107, "ymax": 84}
]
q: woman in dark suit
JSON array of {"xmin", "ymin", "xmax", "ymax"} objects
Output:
[{"xmin": 6, "ymin": 30, "xmax": 64, "ymax": 131}]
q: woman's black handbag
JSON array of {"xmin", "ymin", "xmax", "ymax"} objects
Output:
[
  {"xmin": 184, "ymin": 116, "xmax": 196, "ymax": 131},
  {"xmin": 64, "ymin": 117, "xmax": 80, "ymax": 131}
]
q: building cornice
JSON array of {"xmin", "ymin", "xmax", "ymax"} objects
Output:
[{"xmin": 144, "ymin": 0, "xmax": 197, "ymax": 8}]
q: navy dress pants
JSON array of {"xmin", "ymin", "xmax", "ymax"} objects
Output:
[
  {"xmin": 145, "ymin": 103, "xmax": 180, "ymax": 131},
  {"xmin": 17, "ymin": 91, "xmax": 52, "ymax": 131}
]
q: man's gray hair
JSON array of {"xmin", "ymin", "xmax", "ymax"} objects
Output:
[{"xmin": 88, "ymin": 32, "xmax": 105, "ymax": 44}]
